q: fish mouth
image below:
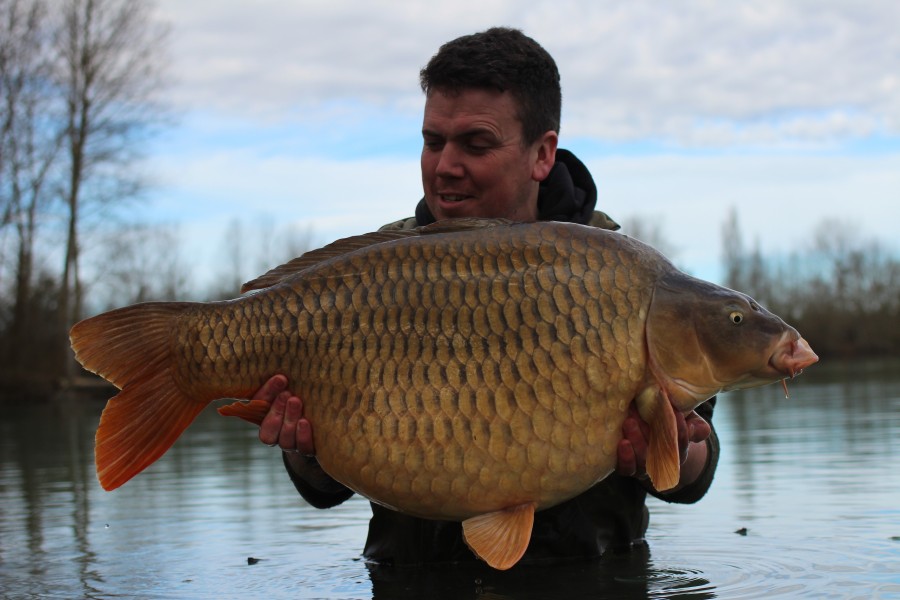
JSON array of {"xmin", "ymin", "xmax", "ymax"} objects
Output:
[
  {"xmin": 768, "ymin": 336, "xmax": 819, "ymax": 379},
  {"xmin": 718, "ymin": 333, "xmax": 818, "ymax": 394}
]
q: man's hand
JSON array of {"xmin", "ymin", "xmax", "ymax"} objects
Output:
[
  {"xmin": 254, "ymin": 374, "xmax": 315, "ymax": 455},
  {"xmin": 252, "ymin": 375, "xmax": 350, "ymax": 498},
  {"xmin": 615, "ymin": 404, "xmax": 711, "ymax": 489}
]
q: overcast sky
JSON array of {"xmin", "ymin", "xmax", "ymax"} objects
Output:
[{"xmin": 143, "ymin": 0, "xmax": 900, "ymax": 289}]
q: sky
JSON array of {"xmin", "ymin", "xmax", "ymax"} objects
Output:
[{"xmin": 142, "ymin": 0, "xmax": 900, "ymax": 290}]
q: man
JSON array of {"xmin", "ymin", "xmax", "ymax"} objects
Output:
[{"xmin": 253, "ymin": 27, "xmax": 718, "ymax": 566}]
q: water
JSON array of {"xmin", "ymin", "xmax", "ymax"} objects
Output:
[{"xmin": 1, "ymin": 359, "xmax": 898, "ymax": 599}]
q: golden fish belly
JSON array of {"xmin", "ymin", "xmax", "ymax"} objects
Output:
[{"xmin": 230, "ymin": 224, "xmax": 654, "ymax": 520}]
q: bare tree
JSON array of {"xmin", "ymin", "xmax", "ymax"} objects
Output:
[
  {"xmin": 207, "ymin": 217, "xmax": 316, "ymax": 301},
  {"xmin": 720, "ymin": 206, "xmax": 745, "ymax": 291},
  {"xmin": 251, "ymin": 215, "xmax": 316, "ymax": 279},
  {"xmin": 720, "ymin": 212, "xmax": 900, "ymax": 358},
  {"xmin": 619, "ymin": 214, "xmax": 679, "ymax": 258},
  {"xmin": 209, "ymin": 217, "xmax": 248, "ymax": 300},
  {"xmin": 52, "ymin": 0, "xmax": 169, "ymax": 373},
  {"xmin": 0, "ymin": 0, "xmax": 64, "ymax": 369},
  {"xmin": 88, "ymin": 222, "xmax": 188, "ymax": 310}
]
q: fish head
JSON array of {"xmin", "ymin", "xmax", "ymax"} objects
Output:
[{"xmin": 645, "ymin": 273, "xmax": 818, "ymax": 410}]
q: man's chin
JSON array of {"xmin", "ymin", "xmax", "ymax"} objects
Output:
[{"xmin": 431, "ymin": 200, "xmax": 479, "ymax": 220}]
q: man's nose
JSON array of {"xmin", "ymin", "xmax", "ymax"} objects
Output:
[{"xmin": 435, "ymin": 144, "xmax": 465, "ymax": 178}]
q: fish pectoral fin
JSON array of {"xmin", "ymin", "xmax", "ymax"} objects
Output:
[
  {"xmin": 462, "ymin": 502, "xmax": 536, "ymax": 570},
  {"xmin": 218, "ymin": 397, "xmax": 272, "ymax": 426},
  {"xmin": 636, "ymin": 386, "xmax": 680, "ymax": 491}
]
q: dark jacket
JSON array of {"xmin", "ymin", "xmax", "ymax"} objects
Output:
[{"xmin": 283, "ymin": 148, "xmax": 720, "ymax": 565}]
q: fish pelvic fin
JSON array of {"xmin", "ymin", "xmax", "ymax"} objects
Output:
[
  {"xmin": 636, "ymin": 386, "xmax": 680, "ymax": 491},
  {"xmin": 462, "ymin": 502, "xmax": 536, "ymax": 570},
  {"xmin": 217, "ymin": 397, "xmax": 271, "ymax": 425},
  {"xmin": 70, "ymin": 303, "xmax": 208, "ymax": 491}
]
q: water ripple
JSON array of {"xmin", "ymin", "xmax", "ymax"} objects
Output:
[{"xmin": 643, "ymin": 533, "xmax": 899, "ymax": 600}]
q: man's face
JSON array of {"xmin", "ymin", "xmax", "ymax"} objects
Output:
[{"xmin": 421, "ymin": 88, "xmax": 557, "ymax": 222}]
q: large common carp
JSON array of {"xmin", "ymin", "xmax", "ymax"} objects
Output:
[{"xmin": 70, "ymin": 218, "xmax": 817, "ymax": 570}]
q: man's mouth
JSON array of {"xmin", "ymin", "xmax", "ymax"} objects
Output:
[{"xmin": 439, "ymin": 194, "xmax": 469, "ymax": 202}]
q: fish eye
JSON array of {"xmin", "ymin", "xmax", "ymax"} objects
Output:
[{"xmin": 730, "ymin": 311, "xmax": 744, "ymax": 325}]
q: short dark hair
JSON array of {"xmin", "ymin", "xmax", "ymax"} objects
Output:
[{"xmin": 419, "ymin": 27, "xmax": 561, "ymax": 145}]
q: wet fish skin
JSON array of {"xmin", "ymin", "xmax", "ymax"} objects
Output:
[
  {"xmin": 180, "ymin": 221, "xmax": 650, "ymax": 518},
  {"xmin": 70, "ymin": 218, "xmax": 817, "ymax": 569}
]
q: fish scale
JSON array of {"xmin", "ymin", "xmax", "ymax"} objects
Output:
[
  {"xmin": 264, "ymin": 224, "xmax": 636, "ymax": 519},
  {"xmin": 70, "ymin": 218, "xmax": 818, "ymax": 570},
  {"xmin": 166, "ymin": 223, "xmax": 642, "ymax": 519}
]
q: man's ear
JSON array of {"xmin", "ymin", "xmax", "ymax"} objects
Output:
[{"xmin": 531, "ymin": 130, "xmax": 558, "ymax": 182}]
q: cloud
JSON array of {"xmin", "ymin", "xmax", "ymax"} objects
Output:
[
  {"xmin": 139, "ymin": 1, "xmax": 899, "ymax": 290},
  {"xmin": 542, "ymin": 1, "xmax": 900, "ymax": 145},
  {"xmin": 585, "ymin": 151, "xmax": 900, "ymax": 279},
  {"xmin": 157, "ymin": 0, "xmax": 900, "ymax": 148}
]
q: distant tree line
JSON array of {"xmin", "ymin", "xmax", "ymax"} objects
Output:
[
  {"xmin": 721, "ymin": 208, "xmax": 900, "ymax": 359},
  {"xmin": 0, "ymin": 0, "xmax": 168, "ymax": 384}
]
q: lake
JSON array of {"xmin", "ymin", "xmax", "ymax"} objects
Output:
[{"xmin": 1, "ymin": 359, "xmax": 898, "ymax": 599}]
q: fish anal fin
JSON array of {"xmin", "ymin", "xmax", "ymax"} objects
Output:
[
  {"xmin": 636, "ymin": 386, "xmax": 680, "ymax": 491},
  {"xmin": 462, "ymin": 502, "xmax": 536, "ymax": 570},
  {"xmin": 218, "ymin": 397, "xmax": 271, "ymax": 426}
]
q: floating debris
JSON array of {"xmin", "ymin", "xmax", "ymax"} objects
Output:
[{"xmin": 734, "ymin": 527, "xmax": 748, "ymax": 536}]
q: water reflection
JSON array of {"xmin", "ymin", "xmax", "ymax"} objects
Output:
[
  {"xmin": 1, "ymin": 359, "xmax": 899, "ymax": 599},
  {"xmin": 726, "ymin": 359, "xmax": 899, "ymax": 532},
  {"xmin": 366, "ymin": 544, "xmax": 713, "ymax": 600}
]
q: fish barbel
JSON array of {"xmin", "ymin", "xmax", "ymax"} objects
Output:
[{"xmin": 69, "ymin": 218, "xmax": 818, "ymax": 569}]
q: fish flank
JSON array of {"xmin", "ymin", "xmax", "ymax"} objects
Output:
[{"xmin": 67, "ymin": 219, "xmax": 817, "ymax": 568}]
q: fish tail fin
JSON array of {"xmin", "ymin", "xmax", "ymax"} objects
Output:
[
  {"xmin": 636, "ymin": 386, "xmax": 681, "ymax": 491},
  {"xmin": 70, "ymin": 303, "xmax": 209, "ymax": 491}
]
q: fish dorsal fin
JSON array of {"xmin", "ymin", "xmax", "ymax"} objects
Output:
[
  {"xmin": 635, "ymin": 386, "xmax": 681, "ymax": 491},
  {"xmin": 241, "ymin": 218, "xmax": 513, "ymax": 293},
  {"xmin": 462, "ymin": 502, "xmax": 536, "ymax": 570},
  {"xmin": 418, "ymin": 217, "xmax": 514, "ymax": 235},
  {"xmin": 241, "ymin": 230, "xmax": 418, "ymax": 293}
]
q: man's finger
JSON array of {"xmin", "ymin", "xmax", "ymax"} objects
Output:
[
  {"xmin": 616, "ymin": 439, "xmax": 636, "ymax": 477},
  {"xmin": 297, "ymin": 418, "xmax": 315, "ymax": 456},
  {"xmin": 258, "ymin": 391, "xmax": 289, "ymax": 446},
  {"xmin": 686, "ymin": 411, "xmax": 711, "ymax": 444},
  {"xmin": 278, "ymin": 395, "xmax": 303, "ymax": 450},
  {"xmin": 252, "ymin": 374, "xmax": 287, "ymax": 402}
]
